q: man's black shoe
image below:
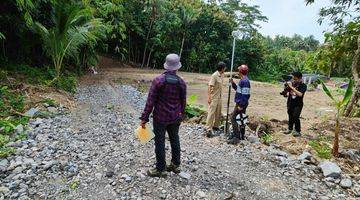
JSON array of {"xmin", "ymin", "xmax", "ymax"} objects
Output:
[
  {"xmin": 206, "ymin": 130, "xmax": 216, "ymax": 138},
  {"xmin": 147, "ymin": 168, "xmax": 167, "ymax": 178},
  {"xmin": 166, "ymin": 163, "xmax": 181, "ymax": 174},
  {"xmin": 240, "ymin": 133, "xmax": 245, "ymax": 140},
  {"xmin": 227, "ymin": 137, "xmax": 240, "ymax": 145}
]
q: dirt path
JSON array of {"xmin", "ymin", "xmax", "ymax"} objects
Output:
[
  {"xmin": 97, "ymin": 57, "xmax": 333, "ymax": 130},
  {"xmin": 59, "ymin": 70, "xmax": 347, "ymax": 199},
  {"xmin": 96, "ymin": 57, "xmax": 338, "ymax": 155},
  {"xmin": 1, "ymin": 63, "xmax": 357, "ymax": 200}
]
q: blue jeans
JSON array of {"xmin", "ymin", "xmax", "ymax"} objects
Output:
[{"xmin": 153, "ymin": 121, "xmax": 181, "ymax": 171}]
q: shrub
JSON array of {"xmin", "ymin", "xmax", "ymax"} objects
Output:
[
  {"xmin": 0, "ymin": 120, "xmax": 15, "ymax": 134},
  {"xmin": 50, "ymin": 76, "xmax": 78, "ymax": 93},
  {"xmin": 0, "ymin": 134, "xmax": 15, "ymax": 158},
  {"xmin": 309, "ymin": 140, "xmax": 332, "ymax": 159},
  {"xmin": 185, "ymin": 94, "xmax": 205, "ymax": 118},
  {"xmin": 261, "ymin": 133, "xmax": 272, "ymax": 144},
  {"xmin": 0, "ymin": 147, "xmax": 15, "ymax": 158},
  {"xmin": 40, "ymin": 98, "xmax": 57, "ymax": 107},
  {"xmin": 0, "ymin": 86, "xmax": 26, "ymax": 115}
]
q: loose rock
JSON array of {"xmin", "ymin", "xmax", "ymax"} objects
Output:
[
  {"xmin": 298, "ymin": 151, "xmax": 312, "ymax": 161},
  {"xmin": 179, "ymin": 172, "xmax": 191, "ymax": 180},
  {"xmin": 24, "ymin": 108, "xmax": 39, "ymax": 118},
  {"xmin": 340, "ymin": 178, "xmax": 352, "ymax": 189},
  {"xmin": 319, "ymin": 161, "xmax": 342, "ymax": 178}
]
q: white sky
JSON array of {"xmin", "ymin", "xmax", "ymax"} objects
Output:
[{"xmin": 243, "ymin": 0, "xmax": 332, "ymax": 42}]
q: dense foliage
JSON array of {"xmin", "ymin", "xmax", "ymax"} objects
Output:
[{"xmin": 0, "ymin": 0, "xmax": 326, "ymax": 82}]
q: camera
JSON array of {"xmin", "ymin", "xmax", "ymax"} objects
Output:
[{"xmin": 280, "ymin": 75, "xmax": 292, "ymax": 97}]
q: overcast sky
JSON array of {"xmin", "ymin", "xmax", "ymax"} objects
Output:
[{"xmin": 243, "ymin": 0, "xmax": 332, "ymax": 42}]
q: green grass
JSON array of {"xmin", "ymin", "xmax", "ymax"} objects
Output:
[
  {"xmin": 50, "ymin": 76, "xmax": 78, "ymax": 93},
  {"xmin": 0, "ymin": 146, "xmax": 16, "ymax": 158},
  {"xmin": 0, "ymin": 64, "xmax": 78, "ymax": 158},
  {"xmin": 250, "ymin": 71, "xmax": 280, "ymax": 83},
  {"xmin": 308, "ymin": 140, "xmax": 332, "ymax": 159},
  {"xmin": 2, "ymin": 64, "xmax": 78, "ymax": 93},
  {"xmin": 3, "ymin": 64, "xmax": 53, "ymax": 85},
  {"xmin": 261, "ymin": 133, "xmax": 273, "ymax": 144},
  {"xmin": 0, "ymin": 85, "xmax": 29, "ymax": 158},
  {"xmin": 260, "ymin": 115, "xmax": 270, "ymax": 122},
  {"xmin": 0, "ymin": 134, "xmax": 15, "ymax": 158},
  {"xmin": 40, "ymin": 98, "xmax": 57, "ymax": 107},
  {"xmin": 69, "ymin": 180, "xmax": 80, "ymax": 190}
]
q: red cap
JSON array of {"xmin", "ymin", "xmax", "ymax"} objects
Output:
[{"xmin": 238, "ymin": 65, "xmax": 249, "ymax": 75}]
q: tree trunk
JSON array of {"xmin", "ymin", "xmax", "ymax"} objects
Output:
[
  {"xmin": 179, "ymin": 32, "xmax": 185, "ymax": 58},
  {"xmin": 344, "ymin": 35, "xmax": 360, "ymax": 117},
  {"xmin": 332, "ymin": 115, "xmax": 340, "ymax": 157},
  {"xmin": 128, "ymin": 30, "xmax": 131, "ymax": 62},
  {"xmin": 146, "ymin": 44, "xmax": 154, "ymax": 68},
  {"xmin": 328, "ymin": 61, "xmax": 335, "ymax": 78},
  {"xmin": 141, "ymin": 19, "xmax": 154, "ymax": 68},
  {"xmin": 1, "ymin": 40, "xmax": 6, "ymax": 60}
]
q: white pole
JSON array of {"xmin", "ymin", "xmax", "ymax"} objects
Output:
[
  {"xmin": 225, "ymin": 36, "xmax": 237, "ymax": 135},
  {"xmin": 230, "ymin": 37, "xmax": 236, "ymax": 77}
]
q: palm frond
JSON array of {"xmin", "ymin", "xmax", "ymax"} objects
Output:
[{"xmin": 0, "ymin": 32, "xmax": 5, "ymax": 40}]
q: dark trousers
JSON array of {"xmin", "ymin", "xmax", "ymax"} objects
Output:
[
  {"xmin": 287, "ymin": 105, "xmax": 303, "ymax": 132},
  {"xmin": 231, "ymin": 105, "xmax": 247, "ymax": 139},
  {"xmin": 153, "ymin": 121, "xmax": 181, "ymax": 171}
]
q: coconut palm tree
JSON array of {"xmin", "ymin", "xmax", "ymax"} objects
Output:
[
  {"xmin": 178, "ymin": 4, "xmax": 198, "ymax": 58},
  {"xmin": 34, "ymin": 1, "xmax": 103, "ymax": 81}
]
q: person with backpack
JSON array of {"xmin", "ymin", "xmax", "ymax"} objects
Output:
[
  {"xmin": 206, "ymin": 62, "xmax": 226, "ymax": 137},
  {"xmin": 228, "ymin": 65, "xmax": 251, "ymax": 145},
  {"xmin": 140, "ymin": 53, "xmax": 187, "ymax": 177}
]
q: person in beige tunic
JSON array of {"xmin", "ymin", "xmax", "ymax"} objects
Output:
[{"xmin": 206, "ymin": 62, "xmax": 226, "ymax": 137}]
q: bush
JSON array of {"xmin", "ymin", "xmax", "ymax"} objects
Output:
[
  {"xmin": 50, "ymin": 76, "xmax": 78, "ymax": 93},
  {"xmin": 261, "ymin": 133, "xmax": 273, "ymax": 144},
  {"xmin": 40, "ymin": 98, "xmax": 57, "ymax": 107},
  {"xmin": 0, "ymin": 120, "xmax": 15, "ymax": 134},
  {"xmin": 0, "ymin": 134, "xmax": 15, "ymax": 158},
  {"xmin": 185, "ymin": 94, "xmax": 206, "ymax": 119},
  {"xmin": 0, "ymin": 146, "xmax": 16, "ymax": 158},
  {"xmin": 0, "ymin": 134, "xmax": 9, "ymax": 146},
  {"xmin": 309, "ymin": 140, "xmax": 332, "ymax": 159},
  {"xmin": 2, "ymin": 64, "xmax": 78, "ymax": 93},
  {"xmin": 250, "ymin": 71, "xmax": 280, "ymax": 83},
  {"xmin": 3, "ymin": 65, "xmax": 52, "ymax": 85},
  {"xmin": 0, "ymin": 84, "xmax": 29, "ymax": 158},
  {"xmin": 0, "ymin": 86, "xmax": 25, "ymax": 116}
]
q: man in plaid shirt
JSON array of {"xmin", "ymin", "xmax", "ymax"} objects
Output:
[{"xmin": 140, "ymin": 54, "xmax": 187, "ymax": 177}]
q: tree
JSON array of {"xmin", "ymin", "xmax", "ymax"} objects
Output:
[
  {"xmin": 177, "ymin": 3, "xmax": 198, "ymax": 57},
  {"xmin": 0, "ymin": 0, "xmax": 53, "ymax": 64},
  {"xmin": 306, "ymin": 0, "xmax": 360, "ymax": 117},
  {"xmin": 141, "ymin": 0, "xmax": 165, "ymax": 68},
  {"xmin": 34, "ymin": 1, "xmax": 103, "ymax": 80},
  {"xmin": 220, "ymin": 0, "xmax": 268, "ymax": 34},
  {"xmin": 0, "ymin": 32, "xmax": 5, "ymax": 60},
  {"xmin": 321, "ymin": 79, "xmax": 353, "ymax": 157},
  {"xmin": 90, "ymin": 0, "xmax": 126, "ymax": 59}
]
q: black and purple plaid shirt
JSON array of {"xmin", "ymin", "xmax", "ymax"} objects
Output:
[{"xmin": 140, "ymin": 71, "xmax": 187, "ymax": 124}]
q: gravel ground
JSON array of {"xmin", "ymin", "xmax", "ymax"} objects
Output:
[{"xmin": 0, "ymin": 82, "xmax": 358, "ymax": 200}]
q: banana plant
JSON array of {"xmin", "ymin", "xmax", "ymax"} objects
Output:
[{"xmin": 321, "ymin": 79, "xmax": 353, "ymax": 157}]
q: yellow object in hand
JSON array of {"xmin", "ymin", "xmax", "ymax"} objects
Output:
[{"xmin": 134, "ymin": 125, "xmax": 155, "ymax": 144}]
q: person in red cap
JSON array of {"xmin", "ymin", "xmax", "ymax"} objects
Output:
[{"xmin": 228, "ymin": 64, "xmax": 251, "ymax": 144}]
